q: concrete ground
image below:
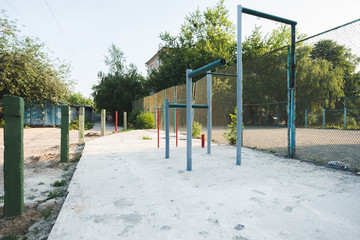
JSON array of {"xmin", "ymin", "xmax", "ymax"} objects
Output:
[{"xmin": 49, "ymin": 129, "xmax": 360, "ymax": 240}]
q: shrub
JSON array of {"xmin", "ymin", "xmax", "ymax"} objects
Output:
[
  {"xmin": 0, "ymin": 118, "xmax": 4, "ymax": 128},
  {"xmin": 128, "ymin": 110, "xmax": 140, "ymax": 126},
  {"xmin": 192, "ymin": 121, "xmax": 202, "ymax": 138},
  {"xmin": 69, "ymin": 117, "xmax": 94, "ymax": 130},
  {"xmin": 135, "ymin": 112, "xmax": 155, "ymax": 129},
  {"xmin": 347, "ymin": 118, "xmax": 357, "ymax": 129},
  {"xmin": 224, "ymin": 107, "xmax": 243, "ymax": 145}
]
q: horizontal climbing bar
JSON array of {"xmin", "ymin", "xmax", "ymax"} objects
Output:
[
  {"xmin": 188, "ymin": 59, "xmax": 226, "ymax": 78},
  {"xmin": 169, "ymin": 104, "xmax": 208, "ymax": 109},
  {"xmin": 242, "ymin": 7, "xmax": 297, "ymax": 25},
  {"xmin": 208, "ymin": 72, "xmax": 237, "ymax": 77}
]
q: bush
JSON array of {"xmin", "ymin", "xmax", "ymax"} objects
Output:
[
  {"xmin": 128, "ymin": 110, "xmax": 141, "ymax": 126},
  {"xmin": 346, "ymin": 118, "xmax": 358, "ymax": 129},
  {"xmin": 0, "ymin": 118, "xmax": 4, "ymax": 128},
  {"xmin": 192, "ymin": 121, "xmax": 202, "ymax": 138},
  {"xmin": 135, "ymin": 112, "xmax": 155, "ymax": 129},
  {"xmin": 224, "ymin": 107, "xmax": 243, "ymax": 145},
  {"xmin": 69, "ymin": 117, "xmax": 94, "ymax": 130}
]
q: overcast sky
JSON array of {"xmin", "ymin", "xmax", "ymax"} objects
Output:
[{"xmin": 1, "ymin": 0, "xmax": 359, "ymax": 97}]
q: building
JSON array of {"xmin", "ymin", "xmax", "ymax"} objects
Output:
[{"xmin": 145, "ymin": 45, "xmax": 165, "ymax": 74}]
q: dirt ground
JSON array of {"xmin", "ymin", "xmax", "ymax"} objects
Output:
[
  {"xmin": 0, "ymin": 122, "xmax": 114, "ymax": 239},
  {"xmin": 199, "ymin": 126, "xmax": 360, "ymax": 169}
]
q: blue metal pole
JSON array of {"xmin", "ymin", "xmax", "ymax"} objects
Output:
[
  {"xmin": 186, "ymin": 69, "xmax": 192, "ymax": 171},
  {"xmin": 207, "ymin": 71, "xmax": 212, "ymax": 154},
  {"xmin": 236, "ymin": 5, "xmax": 243, "ymax": 166},
  {"xmin": 165, "ymin": 99, "xmax": 170, "ymax": 159},
  {"xmin": 287, "ymin": 46, "xmax": 291, "ymax": 157}
]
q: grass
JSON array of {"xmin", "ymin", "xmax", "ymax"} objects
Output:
[
  {"xmin": 0, "ymin": 195, "xmax": 4, "ymax": 203},
  {"xmin": 142, "ymin": 136, "xmax": 152, "ymax": 140},
  {"xmin": 26, "ymin": 195, "xmax": 36, "ymax": 200},
  {"xmin": 62, "ymin": 165, "xmax": 70, "ymax": 171},
  {"xmin": 71, "ymin": 153, "xmax": 81, "ymax": 162},
  {"xmin": 51, "ymin": 179, "xmax": 66, "ymax": 187},
  {"xmin": 38, "ymin": 182, "xmax": 45, "ymax": 185},
  {"xmin": 40, "ymin": 210, "xmax": 53, "ymax": 221},
  {"xmin": 0, "ymin": 233, "xmax": 19, "ymax": 240},
  {"xmin": 47, "ymin": 189, "xmax": 66, "ymax": 200}
]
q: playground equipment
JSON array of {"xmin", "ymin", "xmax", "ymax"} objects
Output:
[{"xmin": 163, "ymin": 5, "xmax": 296, "ymax": 171}]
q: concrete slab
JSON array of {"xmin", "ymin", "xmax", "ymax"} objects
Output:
[{"xmin": 49, "ymin": 129, "xmax": 360, "ymax": 240}]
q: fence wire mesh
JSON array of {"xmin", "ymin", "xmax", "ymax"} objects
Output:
[{"xmin": 133, "ymin": 19, "xmax": 360, "ymax": 171}]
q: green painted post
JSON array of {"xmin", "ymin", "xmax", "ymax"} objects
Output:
[
  {"xmin": 123, "ymin": 112, "xmax": 127, "ymax": 130},
  {"xmin": 3, "ymin": 95, "xmax": 24, "ymax": 217},
  {"xmin": 79, "ymin": 107, "xmax": 85, "ymax": 144},
  {"xmin": 322, "ymin": 100, "xmax": 325, "ymax": 129},
  {"xmin": 174, "ymin": 86, "xmax": 176, "ymax": 132},
  {"xmin": 61, "ymin": 106, "xmax": 69, "ymax": 163},
  {"xmin": 101, "ymin": 109, "xmax": 106, "ymax": 136}
]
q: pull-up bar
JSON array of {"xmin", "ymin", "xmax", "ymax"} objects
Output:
[
  {"xmin": 169, "ymin": 104, "xmax": 208, "ymax": 109},
  {"xmin": 242, "ymin": 7, "xmax": 297, "ymax": 26},
  {"xmin": 188, "ymin": 59, "xmax": 226, "ymax": 78}
]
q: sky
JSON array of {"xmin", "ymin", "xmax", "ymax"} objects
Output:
[{"xmin": 1, "ymin": 0, "xmax": 359, "ymax": 98}]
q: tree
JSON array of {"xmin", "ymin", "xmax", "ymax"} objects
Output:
[
  {"xmin": 92, "ymin": 44, "xmax": 145, "ymax": 117},
  {"xmin": 0, "ymin": 11, "xmax": 72, "ymax": 102},
  {"xmin": 66, "ymin": 92, "xmax": 94, "ymax": 106},
  {"xmin": 146, "ymin": 0, "xmax": 236, "ymax": 92}
]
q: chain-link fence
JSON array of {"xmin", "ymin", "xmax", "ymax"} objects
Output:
[{"xmin": 133, "ymin": 19, "xmax": 360, "ymax": 171}]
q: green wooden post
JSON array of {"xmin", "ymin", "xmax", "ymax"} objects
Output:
[
  {"xmin": 79, "ymin": 107, "xmax": 85, "ymax": 144},
  {"xmin": 61, "ymin": 106, "xmax": 69, "ymax": 163},
  {"xmin": 3, "ymin": 95, "xmax": 24, "ymax": 217},
  {"xmin": 101, "ymin": 109, "xmax": 106, "ymax": 136},
  {"xmin": 123, "ymin": 112, "xmax": 127, "ymax": 131}
]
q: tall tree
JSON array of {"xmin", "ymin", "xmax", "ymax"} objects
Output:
[
  {"xmin": 0, "ymin": 11, "xmax": 72, "ymax": 102},
  {"xmin": 146, "ymin": 0, "xmax": 236, "ymax": 93},
  {"xmin": 92, "ymin": 44, "xmax": 145, "ymax": 116}
]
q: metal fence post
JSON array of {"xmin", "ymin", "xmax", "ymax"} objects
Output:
[
  {"xmin": 323, "ymin": 100, "xmax": 325, "ymax": 129},
  {"xmin": 207, "ymin": 71, "xmax": 212, "ymax": 154},
  {"xmin": 61, "ymin": 105, "xmax": 69, "ymax": 163},
  {"xmin": 101, "ymin": 109, "xmax": 106, "ymax": 136},
  {"xmin": 344, "ymin": 98, "xmax": 347, "ymax": 129},
  {"xmin": 3, "ymin": 95, "xmax": 24, "ymax": 217},
  {"xmin": 186, "ymin": 69, "xmax": 193, "ymax": 171},
  {"xmin": 165, "ymin": 99, "xmax": 170, "ymax": 159},
  {"xmin": 123, "ymin": 112, "xmax": 127, "ymax": 131},
  {"xmin": 236, "ymin": 4, "xmax": 243, "ymax": 165},
  {"xmin": 79, "ymin": 107, "xmax": 85, "ymax": 144},
  {"xmin": 305, "ymin": 101, "xmax": 308, "ymax": 128},
  {"xmin": 115, "ymin": 111, "xmax": 118, "ymax": 132}
]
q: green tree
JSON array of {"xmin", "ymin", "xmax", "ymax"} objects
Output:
[
  {"xmin": 0, "ymin": 11, "xmax": 72, "ymax": 102},
  {"xmin": 66, "ymin": 92, "xmax": 94, "ymax": 106},
  {"xmin": 146, "ymin": 0, "xmax": 236, "ymax": 93},
  {"xmin": 92, "ymin": 44, "xmax": 145, "ymax": 118}
]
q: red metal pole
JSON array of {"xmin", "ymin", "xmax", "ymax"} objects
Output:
[
  {"xmin": 115, "ymin": 111, "xmax": 118, "ymax": 132},
  {"xmin": 201, "ymin": 134, "xmax": 205, "ymax": 148},
  {"xmin": 176, "ymin": 109, "xmax": 178, "ymax": 147},
  {"xmin": 157, "ymin": 108, "xmax": 160, "ymax": 148}
]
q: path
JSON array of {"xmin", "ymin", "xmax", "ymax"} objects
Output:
[{"xmin": 49, "ymin": 129, "xmax": 360, "ymax": 240}]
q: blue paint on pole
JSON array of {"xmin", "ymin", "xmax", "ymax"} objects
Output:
[
  {"xmin": 186, "ymin": 69, "xmax": 192, "ymax": 171},
  {"xmin": 236, "ymin": 5, "xmax": 243, "ymax": 166},
  {"xmin": 165, "ymin": 99, "xmax": 170, "ymax": 159}
]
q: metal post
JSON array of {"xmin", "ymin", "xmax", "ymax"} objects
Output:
[
  {"xmin": 123, "ymin": 112, "xmax": 127, "ymax": 131},
  {"xmin": 344, "ymin": 98, "xmax": 347, "ymax": 129},
  {"xmin": 115, "ymin": 111, "xmax": 118, "ymax": 132},
  {"xmin": 61, "ymin": 106, "xmax": 69, "ymax": 163},
  {"xmin": 186, "ymin": 69, "xmax": 193, "ymax": 171},
  {"xmin": 3, "ymin": 95, "xmax": 24, "ymax": 217},
  {"xmin": 236, "ymin": 5, "xmax": 243, "ymax": 165},
  {"xmin": 165, "ymin": 99, "xmax": 170, "ymax": 159},
  {"xmin": 101, "ymin": 109, "xmax": 106, "ymax": 136},
  {"xmin": 157, "ymin": 109, "xmax": 160, "ymax": 148},
  {"xmin": 207, "ymin": 71, "xmax": 212, "ymax": 154},
  {"xmin": 323, "ymin": 100, "xmax": 325, "ymax": 129},
  {"xmin": 163, "ymin": 90, "xmax": 165, "ymax": 130},
  {"xmin": 79, "ymin": 107, "xmax": 85, "ymax": 144},
  {"xmin": 154, "ymin": 93, "xmax": 157, "ymax": 127},
  {"xmin": 289, "ymin": 24, "xmax": 296, "ymax": 158},
  {"xmin": 174, "ymin": 86, "xmax": 177, "ymax": 133},
  {"xmin": 305, "ymin": 101, "xmax": 308, "ymax": 128},
  {"xmin": 287, "ymin": 46, "xmax": 291, "ymax": 157},
  {"xmin": 176, "ymin": 109, "xmax": 178, "ymax": 147}
]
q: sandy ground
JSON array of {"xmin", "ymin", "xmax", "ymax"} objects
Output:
[
  {"xmin": 0, "ymin": 122, "xmax": 115, "ymax": 205},
  {"xmin": 49, "ymin": 129, "xmax": 360, "ymax": 240}
]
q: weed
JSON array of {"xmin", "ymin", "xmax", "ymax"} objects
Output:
[
  {"xmin": 47, "ymin": 188, "xmax": 66, "ymax": 199},
  {"xmin": 142, "ymin": 136, "xmax": 152, "ymax": 140},
  {"xmin": 270, "ymin": 150, "xmax": 276, "ymax": 154},
  {"xmin": 71, "ymin": 153, "xmax": 81, "ymax": 162},
  {"xmin": 41, "ymin": 190, "xmax": 50, "ymax": 195},
  {"xmin": 51, "ymin": 179, "xmax": 66, "ymax": 187},
  {"xmin": 38, "ymin": 182, "xmax": 45, "ymax": 185},
  {"xmin": 0, "ymin": 195, "xmax": 4, "ymax": 203},
  {"xmin": 192, "ymin": 121, "xmax": 202, "ymax": 138},
  {"xmin": 62, "ymin": 165, "xmax": 70, "ymax": 171},
  {"xmin": 40, "ymin": 210, "xmax": 53, "ymax": 221},
  {"xmin": 32, "ymin": 227, "xmax": 40, "ymax": 235},
  {"xmin": 1, "ymin": 233, "xmax": 19, "ymax": 240},
  {"xmin": 24, "ymin": 125, "xmax": 30, "ymax": 129},
  {"xmin": 26, "ymin": 195, "xmax": 36, "ymax": 200}
]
